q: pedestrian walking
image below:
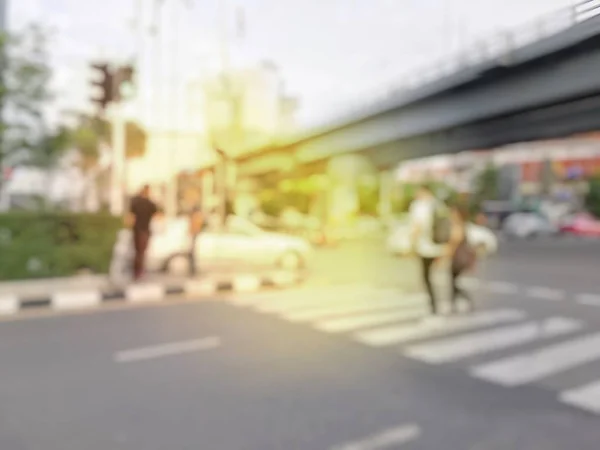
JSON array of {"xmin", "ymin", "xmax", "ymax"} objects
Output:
[
  {"xmin": 409, "ymin": 184, "xmax": 450, "ymax": 316},
  {"xmin": 126, "ymin": 184, "xmax": 159, "ymax": 281},
  {"xmin": 188, "ymin": 205, "xmax": 204, "ymax": 276},
  {"xmin": 448, "ymin": 204, "xmax": 476, "ymax": 313}
]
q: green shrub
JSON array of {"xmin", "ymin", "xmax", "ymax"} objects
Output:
[
  {"xmin": 0, "ymin": 213, "xmax": 121, "ymax": 280},
  {"xmin": 586, "ymin": 176, "xmax": 600, "ymax": 219}
]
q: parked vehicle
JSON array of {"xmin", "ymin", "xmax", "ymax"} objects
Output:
[
  {"xmin": 146, "ymin": 215, "xmax": 313, "ymax": 275},
  {"xmin": 503, "ymin": 212, "xmax": 558, "ymax": 239},
  {"xmin": 386, "ymin": 220, "xmax": 498, "ymax": 256},
  {"xmin": 559, "ymin": 212, "xmax": 600, "ymax": 237}
]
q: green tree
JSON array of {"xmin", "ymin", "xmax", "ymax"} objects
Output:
[
  {"xmin": 72, "ymin": 123, "xmax": 101, "ymax": 172},
  {"xmin": 26, "ymin": 126, "xmax": 73, "ymax": 210},
  {"xmin": 473, "ymin": 163, "xmax": 499, "ymax": 205},
  {"xmin": 0, "ymin": 25, "xmax": 53, "ymax": 167},
  {"xmin": 585, "ymin": 176, "xmax": 600, "ymax": 219},
  {"xmin": 28, "ymin": 126, "xmax": 71, "ymax": 168},
  {"xmin": 357, "ymin": 176, "xmax": 380, "ymax": 216},
  {"xmin": 122, "ymin": 121, "xmax": 147, "ymax": 159},
  {"xmin": 391, "ymin": 183, "xmax": 416, "ymax": 214}
]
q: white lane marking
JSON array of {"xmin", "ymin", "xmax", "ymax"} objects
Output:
[
  {"xmin": 486, "ymin": 281, "xmax": 519, "ymax": 295},
  {"xmin": 560, "ymin": 380, "xmax": 600, "ymax": 414},
  {"xmin": 316, "ymin": 306, "xmax": 428, "ymax": 333},
  {"xmin": 471, "ymin": 332, "xmax": 600, "ymax": 387},
  {"xmin": 282, "ymin": 295, "xmax": 426, "ymax": 322},
  {"xmin": 126, "ymin": 283, "xmax": 165, "ymax": 303},
  {"xmin": 355, "ymin": 309, "xmax": 526, "ymax": 347},
  {"xmin": 52, "ymin": 291, "xmax": 102, "ymax": 310},
  {"xmin": 526, "ymin": 286, "xmax": 565, "ymax": 301},
  {"xmin": 114, "ymin": 337, "xmax": 221, "ymax": 363},
  {"xmin": 0, "ymin": 295, "xmax": 19, "ymax": 315},
  {"xmin": 577, "ymin": 294, "xmax": 600, "ymax": 307},
  {"xmin": 405, "ymin": 317, "xmax": 582, "ymax": 364},
  {"xmin": 255, "ymin": 287, "xmax": 403, "ymax": 313},
  {"xmin": 331, "ymin": 423, "xmax": 421, "ymax": 450}
]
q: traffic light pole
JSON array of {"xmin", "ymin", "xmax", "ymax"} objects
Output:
[{"xmin": 110, "ymin": 101, "xmax": 127, "ymax": 216}]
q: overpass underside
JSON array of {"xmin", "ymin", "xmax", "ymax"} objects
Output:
[
  {"xmin": 364, "ymin": 93, "xmax": 600, "ymax": 170},
  {"xmin": 237, "ymin": 13, "xmax": 600, "ymax": 179}
]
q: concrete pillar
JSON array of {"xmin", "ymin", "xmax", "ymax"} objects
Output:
[{"xmin": 378, "ymin": 169, "xmax": 394, "ymax": 218}]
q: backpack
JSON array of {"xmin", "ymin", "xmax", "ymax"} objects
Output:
[
  {"xmin": 453, "ymin": 239, "xmax": 477, "ymax": 272},
  {"xmin": 432, "ymin": 202, "xmax": 452, "ymax": 244}
]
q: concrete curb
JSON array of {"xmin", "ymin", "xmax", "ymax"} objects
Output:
[{"xmin": 0, "ymin": 271, "xmax": 304, "ymax": 317}]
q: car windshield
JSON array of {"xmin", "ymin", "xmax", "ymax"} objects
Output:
[{"xmin": 226, "ymin": 216, "xmax": 265, "ymax": 236}]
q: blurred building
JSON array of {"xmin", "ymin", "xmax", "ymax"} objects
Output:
[
  {"xmin": 394, "ymin": 138, "xmax": 600, "ymax": 199},
  {"xmin": 125, "ymin": 61, "xmax": 298, "ymax": 216},
  {"xmin": 202, "ymin": 61, "xmax": 299, "ymax": 156}
]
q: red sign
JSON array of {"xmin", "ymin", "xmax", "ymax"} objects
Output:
[
  {"xmin": 520, "ymin": 161, "xmax": 542, "ymax": 182},
  {"xmin": 2, "ymin": 167, "xmax": 12, "ymax": 181}
]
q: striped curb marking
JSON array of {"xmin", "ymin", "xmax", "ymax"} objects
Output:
[{"xmin": 0, "ymin": 272, "xmax": 304, "ymax": 317}]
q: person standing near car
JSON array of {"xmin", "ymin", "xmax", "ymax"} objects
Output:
[
  {"xmin": 188, "ymin": 205, "xmax": 204, "ymax": 276},
  {"xmin": 409, "ymin": 184, "xmax": 449, "ymax": 316},
  {"xmin": 126, "ymin": 184, "xmax": 159, "ymax": 281},
  {"xmin": 447, "ymin": 204, "xmax": 476, "ymax": 313}
]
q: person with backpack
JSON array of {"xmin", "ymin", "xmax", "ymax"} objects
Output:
[
  {"xmin": 409, "ymin": 184, "xmax": 451, "ymax": 316},
  {"xmin": 447, "ymin": 204, "xmax": 476, "ymax": 313}
]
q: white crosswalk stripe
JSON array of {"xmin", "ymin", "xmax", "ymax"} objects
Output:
[
  {"xmin": 485, "ymin": 281, "xmax": 519, "ymax": 295},
  {"xmin": 282, "ymin": 294, "xmax": 426, "ymax": 322},
  {"xmin": 233, "ymin": 284, "xmax": 371, "ymax": 307},
  {"xmin": 355, "ymin": 309, "xmax": 526, "ymax": 347},
  {"xmin": 230, "ymin": 284, "xmax": 600, "ymax": 415},
  {"xmin": 471, "ymin": 332, "xmax": 600, "ymax": 386},
  {"xmin": 255, "ymin": 287, "xmax": 399, "ymax": 313},
  {"xmin": 525, "ymin": 286, "xmax": 565, "ymax": 301},
  {"xmin": 404, "ymin": 317, "xmax": 582, "ymax": 364},
  {"xmin": 560, "ymin": 380, "xmax": 600, "ymax": 414},
  {"xmin": 315, "ymin": 306, "xmax": 428, "ymax": 333}
]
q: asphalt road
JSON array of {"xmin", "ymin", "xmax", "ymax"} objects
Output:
[
  {"xmin": 1, "ymin": 237, "xmax": 599, "ymax": 449},
  {"xmin": 308, "ymin": 236, "xmax": 600, "ymax": 298}
]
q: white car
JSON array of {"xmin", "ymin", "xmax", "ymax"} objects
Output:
[
  {"xmin": 387, "ymin": 221, "xmax": 498, "ymax": 256},
  {"xmin": 146, "ymin": 215, "xmax": 313, "ymax": 275},
  {"xmin": 503, "ymin": 212, "xmax": 558, "ymax": 239}
]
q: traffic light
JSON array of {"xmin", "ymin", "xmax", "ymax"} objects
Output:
[
  {"xmin": 113, "ymin": 65, "xmax": 135, "ymax": 102},
  {"xmin": 90, "ymin": 63, "xmax": 136, "ymax": 111},
  {"xmin": 90, "ymin": 62, "xmax": 114, "ymax": 111}
]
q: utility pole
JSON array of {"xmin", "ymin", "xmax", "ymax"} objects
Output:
[
  {"xmin": 109, "ymin": 66, "xmax": 135, "ymax": 216},
  {"xmin": 89, "ymin": 62, "xmax": 134, "ymax": 216},
  {"xmin": 165, "ymin": 0, "xmax": 180, "ymax": 218},
  {"xmin": 151, "ymin": 0, "xmax": 193, "ymax": 218},
  {"xmin": 110, "ymin": 100, "xmax": 126, "ymax": 215},
  {"xmin": 214, "ymin": 0, "xmax": 244, "ymax": 226}
]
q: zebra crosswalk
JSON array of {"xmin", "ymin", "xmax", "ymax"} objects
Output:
[{"xmin": 229, "ymin": 284, "xmax": 600, "ymax": 415}]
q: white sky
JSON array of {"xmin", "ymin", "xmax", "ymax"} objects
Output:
[{"xmin": 8, "ymin": 0, "xmax": 576, "ymax": 128}]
